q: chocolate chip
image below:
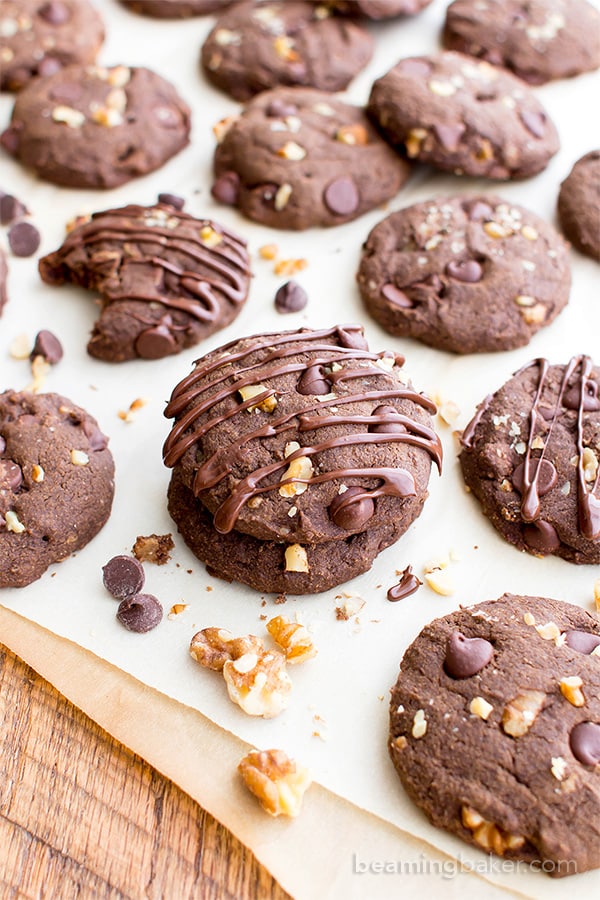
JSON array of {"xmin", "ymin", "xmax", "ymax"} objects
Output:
[
  {"xmin": 38, "ymin": 1, "xmax": 71, "ymax": 25},
  {"xmin": 211, "ymin": 171, "xmax": 240, "ymax": 205},
  {"xmin": 0, "ymin": 459, "xmax": 23, "ymax": 491},
  {"xmin": 48, "ymin": 82, "xmax": 83, "ymax": 104},
  {"xmin": 520, "ymin": 109, "xmax": 546, "ymax": 138},
  {"xmin": 116, "ymin": 593, "xmax": 163, "ymax": 633},
  {"xmin": 102, "ymin": 555, "xmax": 145, "ymax": 599},
  {"xmin": 512, "ymin": 458, "xmax": 557, "ymax": 497},
  {"xmin": 336, "ymin": 326, "xmax": 368, "ymax": 350},
  {"xmin": 397, "ymin": 59, "xmax": 431, "ymax": 77},
  {"xmin": 274, "ymin": 281, "xmax": 308, "ymax": 314},
  {"xmin": 433, "ymin": 123, "xmax": 465, "ymax": 151},
  {"xmin": 564, "ymin": 630, "xmax": 600, "ymax": 655},
  {"xmin": 135, "ymin": 324, "xmax": 177, "ymax": 359},
  {"xmin": 8, "ymin": 222, "xmax": 41, "ymax": 258},
  {"xmin": 463, "ymin": 199, "xmax": 493, "ymax": 222},
  {"xmin": 82, "ymin": 419, "xmax": 108, "ymax": 451},
  {"xmin": 31, "ymin": 330, "xmax": 63, "ymax": 365},
  {"xmin": 158, "ymin": 192, "xmax": 185, "ymax": 210},
  {"xmin": 444, "ymin": 631, "xmax": 494, "ymax": 678},
  {"xmin": 266, "ymin": 99, "xmax": 298, "ymax": 118},
  {"xmin": 323, "ymin": 177, "xmax": 359, "ymax": 216},
  {"xmin": 369, "ymin": 404, "xmax": 406, "ymax": 434},
  {"xmin": 329, "ymin": 486, "xmax": 374, "ymax": 530},
  {"xmin": 563, "ymin": 379, "xmax": 600, "ymax": 412},
  {"xmin": 522, "ymin": 519, "xmax": 560, "ymax": 553},
  {"xmin": 297, "ymin": 365, "xmax": 331, "ymax": 395},
  {"xmin": 387, "ymin": 565, "xmax": 422, "ymax": 601},
  {"xmin": 569, "ymin": 721, "xmax": 600, "ymax": 766},
  {"xmin": 0, "ymin": 194, "xmax": 27, "ymax": 225},
  {"xmin": 445, "ymin": 259, "xmax": 483, "ymax": 283},
  {"xmin": 38, "ymin": 57, "xmax": 62, "ymax": 78},
  {"xmin": 0, "ymin": 127, "xmax": 21, "ymax": 156},
  {"xmin": 381, "ymin": 283, "xmax": 414, "ymax": 307}
]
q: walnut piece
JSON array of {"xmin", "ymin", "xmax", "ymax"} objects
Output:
[
  {"xmin": 279, "ymin": 443, "xmax": 313, "ymax": 497},
  {"xmin": 190, "ymin": 627, "xmax": 263, "ymax": 672},
  {"xmin": 559, "ymin": 676, "xmax": 585, "ymax": 707},
  {"xmin": 461, "ymin": 806, "xmax": 525, "ymax": 855},
  {"xmin": 223, "ymin": 649, "xmax": 291, "ymax": 718},
  {"xmin": 238, "ymin": 384, "xmax": 277, "ymax": 413},
  {"xmin": 238, "ymin": 749, "xmax": 312, "ymax": 817},
  {"xmin": 266, "ymin": 615, "xmax": 316, "ymax": 664},
  {"xmin": 284, "ymin": 543, "xmax": 309, "ymax": 573},
  {"xmin": 501, "ymin": 690, "xmax": 545, "ymax": 737}
]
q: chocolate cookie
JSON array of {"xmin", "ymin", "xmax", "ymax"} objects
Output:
[
  {"xmin": 0, "ymin": 390, "xmax": 115, "ymax": 588},
  {"xmin": 119, "ymin": 0, "xmax": 231, "ymax": 16},
  {"xmin": 357, "ymin": 195, "xmax": 571, "ymax": 354},
  {"xmin": 460, "ymin": 357, "xmax": 600, "ymax": 564},
  {"xmin": 367, "ymin": 52, "xmax": 559, "ymax": 179},
  {"xmin": 443, "ymin": 0, "xmax": 600, "ymax": 85},
  {"xmin": 163, "ymin": 325, "xmax": 441, "ymax": 545},
  {"xmin": 389, "ymin": 594, "xmax": 600, "ymax": 876},
  {"xmin": 39, "ymin": 199, "xmax": 251, "ymax": 362},
  {"xmin": 0, "ymin": 249, "xmax": 7, "ymax": 317},
  {"xmin": 167, "ymin": 468, "xmax": 413, "ymax": 594},
  {"xmin": 1, "ymin": 64, "xmax": 191, "ymax": 189},
  {"xmin": 558, "ymin": 151, "xmax": 600, "ymax": 262},
  {"xmin": 201, "ymin": 1, "xmax": 373, "ymax": 101},
  {"xmin": 325, "ymin": 0, "xmax": 433, "ymax": 18},
  {"xmin": 0, "ymin": 0, "xmax": 105, "ymax": 91},
  {"xmin": 211, "ymin": 87, "xmax": 410, "ymax": 229}
]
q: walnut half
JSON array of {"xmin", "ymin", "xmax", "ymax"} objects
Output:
[
  {"xmin": 223, "ymin": 649, "xmax": 292, "ymax": 718},
  {"xmin": 238, "ymin": 748, "xmax": 312, "ymax": 817},
  {"xmin": 190, "ymin": 627, "xmax": 263, "ymax": 671}
]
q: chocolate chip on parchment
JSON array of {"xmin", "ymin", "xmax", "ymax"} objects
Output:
[
  {"xmin": 117, "ymin": 593, "xmax": 163, "ymax": 633},
  {"xmin": 8, "ymin": 221, "xmax": 41, "ymax": 257},
  {"xmin": 102, "ymin": 554, "xmax": 145, "ymax": 599},
  {"xmin": 274, "ymin": 280, "xmax": 308, "ymax": 313},
  {"xmin": 31, "ymin": 330, "xmax": 64, "ymax": 365}
]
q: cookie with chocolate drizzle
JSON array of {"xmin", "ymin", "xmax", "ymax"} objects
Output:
[
  {"xmin": 460, "ymin": 356, "xmax": 600, "ymax": 563},
  {"xmin": 39, "ymin": 198, "xmax": 251, "ymax": 362},
  {"xmin": 163, "ymin": 326, "xmax": 441, "ymax": 592}
]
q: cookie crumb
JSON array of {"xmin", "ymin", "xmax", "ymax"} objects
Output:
[{"xmin": 132, "ymin": 533, "xmax": 174, "ymax": 565}]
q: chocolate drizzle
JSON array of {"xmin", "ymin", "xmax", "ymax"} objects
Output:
[
  {"xmin": 387, "ymin": 566, "xmax": 422, "ymax": 601},
  {"xmin": 163, "ymin": 327, "xmax": 442, "ymax": 534}
]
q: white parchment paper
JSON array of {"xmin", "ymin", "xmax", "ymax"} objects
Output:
[{"xmin": 1, "ymin": 1, "xmax": 599, "ymax": 896}]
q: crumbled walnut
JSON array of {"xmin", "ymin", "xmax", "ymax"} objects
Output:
[
  {"xmin": 213, "ymin": 27, "xmax": 241, "ymax": 46},
  {"xmin": 523, "ymin": 612, "xmax": 536, "ymax": 626},
  {"xmin": 279, "ymin": 444, "xmax": 313, "ymax": 497},
  {"xmin": 223, "ymin": 649, "xmax": 292, "ymax": 718},
  {"xmin": 9, "ymin": 333, "xmax": 31, "ymax": 360},
  {"xmin": 168, "ymin": 603, "xmax": 189, "ymax": 619},
  {"xmin": 502, "ymin": 690, "xmax": 545, "ymax": 737},
  {"xmin": 594, "ymin": 578, "xmax": 600, "ymax": 613},
  {"xmin": 273, "ymin": 35, "xmax": 299, "ymax": 61},
  {"xmin": 521, "ymin": 225, "xmax": 538, "ymax": 241},
  {"xmin": 437, "ymin": 399, "xmax": 460, "ymax": 426},
  {"xmin": 238, "ymin": 749, "xmax": 311, "ymax": 817},
  {"xmin": 520, "ymin": 303, "xmax": 547, "ymax": 325},
  {"xmin": 475, "ymin": 138, "xmax": 494, "ymax": 161},
  {"xmin": 405, "ymin": 127, "xmax": 428, "ymax": 158},
  {"xmin": 274, "ymin": 183, "xmax": 293, "ymax": 212},
  {"xmin": 258, "ymin": 243, "xmax": 278, "ymax": 260},
  {"xmin": 27, "ymin": 355, "xmax": 50, "ymax": 393},
  {"xmin": 31, "ymin": 464, "xmax": 44, "ymax": 483},
  {"xmin": 412, "ymin": 709, "xmax": 427, "ymax": 738},
  {"xmin": 559, "ymin": 676, "xmax": 585, "ymax": 707},
  {"xmin": 238, "ymin": 384, "xmax": 277, "ymax": 413},
  {"xmin": 190, "ymin": 627, "xmax": 263, "ymax": 671},
  {"xmin": 5, "ymin": 510, "xmax": 25, "ymax": 534},
  {"xmin": 276, "ymin": 141, "xmax": 306, "ymax": 161},
  {"xmin": 535, "ymin": 621, "xmax": 561, "ymax": 641},
  {"xmin": 70, "ymin": 449, "xmax": 89, "ymax": 466},
  {"xmin": 429, "ymin": 79, "xmax": 456, "ymax": 97},
  {"xmin": 52, "ymin": 105, "xmax": 85, "ymax": 128},
  {"xmin": 393, "ymin": 735, "xmax": 408, "ymax": 751},
  {"xmin": 469, "ymin": 696, "xmax": 493, "ymax": 720},
  {"xmin": 582, "ymin": 447, "xmax": 599, "ymax": 483},
  {"xmin": 212, "ymin": 114, "xmax": 238, "ymax": 144},
  {"xmin": 118, "ymin": 396, "xmax": 148, "ymax": 423},
  {"xmin": 284, "ymin": 543, "xmax": 309, "ymax": 573},
  {"xmin": 273, "ymin": 257, "xmax": 308, "ymax": 276},
  {"xmin": 424, "ymin": 569, "xmax": 455, "ymax": 596},
  {"xmin": 266, "ymin": 615, "xmax": 316, "ymax": 664},
  {"xmin": 551, "ymin": 756, "xmax": 567, "ymax": 781},
  {"xmin": 484, "ymin": 221, "xmax": 511, "ymax": 239},
  {"xmin": 461, "ymin": 806, "xmax": 525, "ymax": 855},
  {"xmin": 132, "ymin": 533, "xmax": 174, "ymax": 565},
  {"xmin": 335, "ymin": 595, "xmax": 365, "ymax": 620},
  {"xmin": 335, "ymin": 124, "xmax": 368, "ymax": 146},
  {"xmin": 200, "ymin": 225, "xmax": 223, "ymax": 248}
]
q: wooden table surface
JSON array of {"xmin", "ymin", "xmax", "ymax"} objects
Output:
[{"xmin": 0, "ymin": 643, "xmax": 291, "ymax": 900}]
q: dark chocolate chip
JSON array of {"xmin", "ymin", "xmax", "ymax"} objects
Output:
[
  {"xmin": 8, "ymin": 222, "xmax": 41, "ymax": 258},
  {"xmin": 444, "ymin": 631, "xmax": 494, "ymax": 679},
  {"xmin": 369, "ymin": 404, "xmax": 406, "ymax": 434},
  {"xmin": 433, "ymin": 123, "xmax": 465, "ymax": 151},
  {"xmin": 445, "ymin": 259, "xmax": 483, "ymax": 283},
  {"xmin": 0, "ymin": 194, "xmax": 27, "ymax": 225},
  {"xmin": 31, "ymin": 330, "xmax": 63, "ymax": 365},
  {"xmin": 116, "ymin": 593, "xmax": 163, "ymax": 633},
  {"xmin": 274, "ymin": 281, "xmax": 308, "ymax": 314},
  {"xmin": 463, "ymin": 199, "xmax": 493, "ymax": 222},
  {"xmin": 520, "ymin": 109, "xmax": 546, "ymax": 138},
  {"xmin": 266, "ymin": 99, "xmax": 298, "ymax": 118},
  {"xmin": 102, "ymin": 555, "xmax": 145, "ymax": 599},
  {"xmin": 512, "ymin": 458, "xmax": 557, "ymax": 497},
  {"xmin": 522, "ymin": 520, "xmax": 561, "ymax": 553},
  {"xmin": 81, "ymin": 419, "xmax": 108, "ymax": 451},
  {"xmin": 0, "ymin": 127, "xmax": 21, "ymax": 156},
  {"xmin": 323, "ymin": 177, "xmax": 359, "ymax": 216},
  {"xmin": 38, "ymin": 1, "xmax": 71, "ymax": 25},
  {"xmin": 48, "ymin": 82, "xmax": 83, "ymax": 104},
  {"xmin": 135, "ymin": 324, "xmax": 178, "ymax": 359},
  {"xmin": 155, "ymin": 106, "xmax": 180, "ymax": 128},
  {"xmin": 158, "ymin": 192, "xmax": 185, "ymax": 210},
  {"xmin": 38, "ymin": 57, "xmax": 62, "ymax": 78},
  {"xmin": 328, "ymin": 486, "xmax": 375, "ymax": 530},
  {"xmin": 569, "ymin": 721, "xmax": 600, "ymax": 766},
  {"xmin": 564, "ymin": 630, "xmax": 600, "ymax": 655},
  {"xmin": 397, "ymin": 59, "xmax": 431, "ymax": 77},
  {"xmin": 336, "ymin": 326, "xmax": 368, "ymax": 350},
  {"xmin": 211, "ymin": 171, "xmax": 240, "ymax": 205},
  {"xmin": 563, "ymin": 379, "xmax": 600, "ymax": 412},
  {"xmin": 381, "ymin": 283, "xmax": 414, "ymax": 308},
  {"xmin": 297, "ymin": 364, "xmax": 331, "ymax": 395},
  {"xmin": 0, "ymin": 459, "xmax": 23, "ymax": 491}
]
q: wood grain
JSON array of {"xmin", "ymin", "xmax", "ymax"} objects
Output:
[{"xmin": 0, "ymin": 644, "xmax": 291, "ymax": 900}]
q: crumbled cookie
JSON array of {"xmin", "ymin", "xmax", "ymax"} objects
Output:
[{"xmin": 132, "ymin": 533, "xmax": 174, "ymax": 565}]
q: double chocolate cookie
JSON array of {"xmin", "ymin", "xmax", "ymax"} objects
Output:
[
  {"xmin": 460, "ymin": 357, "xmax": 600, "ymax": 564},
  {"xmin": 0, "ymin": 250, "xmax": 7, "ymax": 317},
  {"xmin": 211, "ymin": 87, "xmax": 410, "ymax": 229},
  {"xmin": 389, "ymin": 594, "xmax": 600, "ymax": 875},
  {"xmin": 357, "ymin": 195, "xmax": 571, "ymax": 354},
  {"xmin": 0, "ymin": 0, "xmax": 105, "ymax": 91},
  {"xmin": 119, "ymin": 0, "xmax": 230, "ymax": 16},
  {"xmin": 163, "ymin": 325, "xmax": 442, "ymax": 593},
  {"xmin": 0, "ymin": 390, "xmax": 115, "ymax": 588},
  {"xmin": 558, "ymin": 151, "xmax": 600, "ymax": 262},
  {"xmin": 367, "ymin": 52, "xmax": 559, "ymax": 179},
  {"xmin": 325, "ymin": 0, "xmax": 433, "ymax": 18},
  {"xmin": 201, "ymin": 1, "xmax": 373, "ymax": 101},
  {"xmin": 443, "ymin": 0, "xmax": 600, "ymax": 85},
  {"xmin": 1, "ymin": 64, "xmax": 191, "ymax": 189},
  {"xmin": 39, "ymin": 198, "xmax": 251, "ymax": 362}
]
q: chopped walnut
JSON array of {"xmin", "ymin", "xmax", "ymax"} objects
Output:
[
  {"xmin": 276, "ymin": 141, "xmax": 306, "ymax": 161},
  {"xmin": 284, "ymin": 543, "xmax": 309, "ymax": 573},
  {"xmin": 190, "ymin": 627, "xmax": 263, "ymax": 671},
  {"xmin": 521, "ymin": 225, "xmax": 538, "ymax": 241},
  {"xmin": 461, "ymin": 806, "xmax": 525, "ymax": 855},
  {"xmin": 258, "ymin": 243, "xmax": 278, "ymax": 260},
  {"xmin": 5, "ymin": 510, "xmax": 25, "ymax": 534},
  {"xmin": 405, "ymin": 127, "xmax": 428, "ymax": 158},
  {"xmin": 238, "ymin": 384, "xmax": 277, "ymax": 413},
  {"xmin": 238, "ymin": 749, "xmax": 312, "ymax": 817},
  {"xmin": 424, "ymin": 569, "xmax": 455, "ymax": 596},
  {"xmin": 502, "ymin": 690, "xmax": 545, "ymax": 737},
  {"xmin": 520, "ymin": 303, "xmax": 547, "ymax": 325},
  {"xmin": 582, "ymin": 447, "xmax": 599, "ymax": 483},
  {"xmin": 266, "ymin": 615, "xmax": 316, "ymax": 664},
  {"xmin": 274, "ymin": 183, "xmax": 293, "ymax": 212},
  {"xmin": 279, "ymin": 443, "xmax": 313, "ymax": 497},
  {"xmin": 594, "ymin": 578, "xmax": 600, "ymax": 613},
  {"xmin": 132, "ymin": 533, "xmax": 174, "ymax": 565},
  {"xmin": 335, "ymin": 595, "xmax": 365, "ymax": 620},
  {"xmin": 484, "ymin": 221, "xmax": 511, "ymax": 239},
  {"xmin": 31, "ymin": 464, "xmax": 44, "ymax": 483},
  {"xmin": 429, "ymin": 79, "xmax": 456, "ymax": 97},
  {"xmin": 469, "ymin": 696, "xmax": 493, "ymax": 720},
  {"xmin": 212, "ymin": 114, "xmax": 238, "ymax": 143},
  {"xmin": 535, "ymin": 621, "xmax": 561, "ymax": 641},
  {"xmin": 559, "ymin": 676, "xmax": 585, "ymax": 707},
  {"xmin": 200, "ymin": 225, "xmax": 223, "ymax": 248},
  {"xmin": 412, "ymin": 708, "xmax": 427, "ymax": 739},
  {"xmin": 273, "ymin": 35, "xmax": 299, "ymax": 61},
  {"xmin": 273, "ymin": 257, "xmax": 308, "ymax": 276},
  {"xmin": 70, "ymin": 449, "xmax": 89, "ymax": 466},
  {"xmin": 335, "ymin": 124, "xmax": 368, "ymax": 146},
  {"xmin": 223, "ymin": 649, "xmax": 292, "ymax": 718},
  {"xmin": 523, "ymin": 612, "xmax": 536, "ymax": 626},
  {"xmin": 168, "ymin": 603, "xmax": 189, "ymax": 619},
  {"xmin": 551, "ymin": 756, "xmax": 567, "ymax": 781},
  {"xmin": 52, "ymin": 105, "xmax": 85, "ymax": 128}
]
